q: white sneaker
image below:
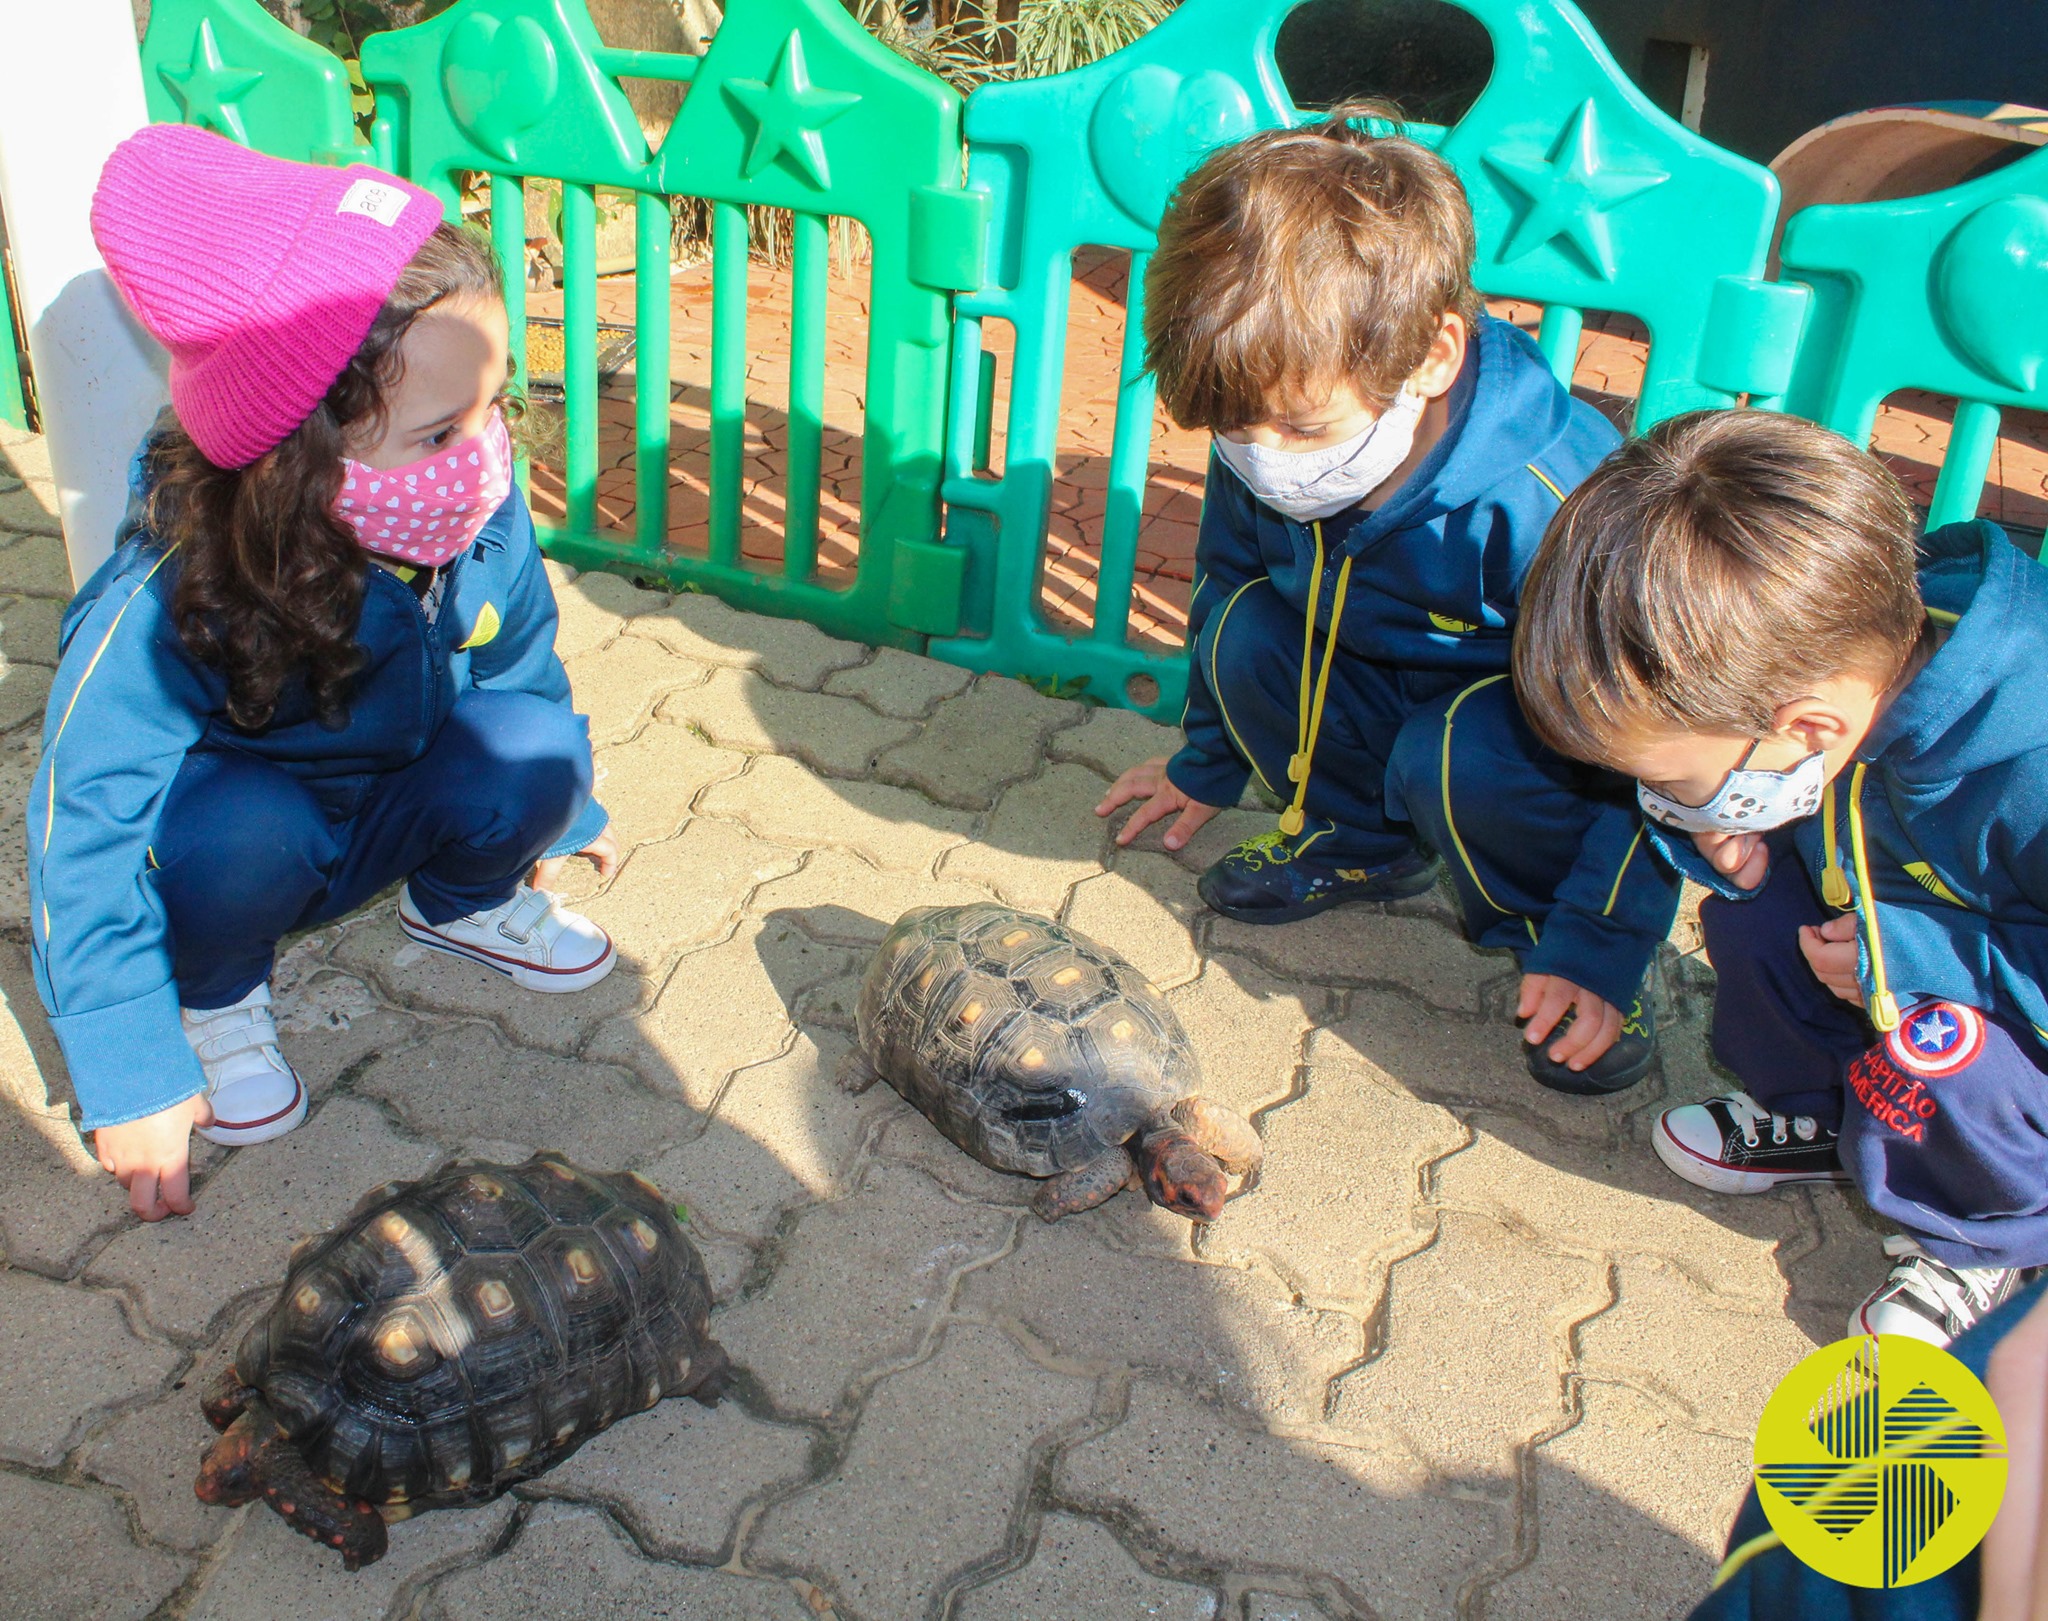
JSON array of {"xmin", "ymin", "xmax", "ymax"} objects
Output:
[
  {"xmin": 1652, "ymin": 1090, "xmax": 1850, "ymax": 1194},
  {"xmin": 183, "ymin": 983, "xmax": 308, "ymax": 1147},
  {"xmin": 397, "ymin": 882, "xmax": 615, "ymax": 993},
  {"xmin": 1850, "ymin": 1234, "xmax": 2033, "ymax": 1347}
]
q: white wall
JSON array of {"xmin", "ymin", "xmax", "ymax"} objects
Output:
[{"xmin": 0, "ymin": 0, "xmax": 168, "ymax": 585}]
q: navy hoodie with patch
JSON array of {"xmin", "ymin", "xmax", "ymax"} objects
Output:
[
  {"xmin": 1167, "ymin": 314, "xmax": 1671, "ymax": 996},
  {"xmin": 27, "ymin": 442, "xmax": 607, "ymax": 1134},
  {"xmin": 1652, "ymin": 520, "xmax": 2048, "ymax": 1047}
]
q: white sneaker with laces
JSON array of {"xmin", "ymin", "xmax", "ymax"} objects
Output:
[
  {"xmin": 1850, "ymin": 1234, "xmax": 2033, "ymax": 1347},
  {"xmin": 397, "ymin": 882, "xmax": 615, "ymax": 993},
  {"xmin": 184, "ymin": 983, "xmax": 308, "ymax": 1147}
]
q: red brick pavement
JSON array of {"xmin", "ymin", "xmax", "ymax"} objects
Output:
[{"xmin": 528, "ymin": 260, "xmax": 2048, "ymax": 651}]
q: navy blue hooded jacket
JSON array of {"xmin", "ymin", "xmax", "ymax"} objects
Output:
[
  {"xmin": 1166, "ymin": 314, "xmax": 1674, "ymax": 993},
  {"xmin": 1653, "ymin": 521, "xmax": 2048, "ymax": 1051},
  {"xmin": 28, "ymin": 456, "xmax": 606, "ymax": 1133}
]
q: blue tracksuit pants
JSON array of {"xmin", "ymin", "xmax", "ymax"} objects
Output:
[
  {"xmin": 1703, "ymin": 851, "xmax": 2048, "ymax": 1270},
  {"xmin": 1194, "ymin": 577, "xmax": 1671, "ymax": 1002},
  {"xmin": 151, "ymin": 688, "xmax": 590, "ymax": 1012}
]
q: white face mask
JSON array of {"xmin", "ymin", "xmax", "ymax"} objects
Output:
[
  {"xmin": 1213, "ymin": 385, "xmax": 1427, "ymax": 522},
  {"xmin": 1636, "ymin": 746, "xmax": 1827, "ymax": 835}
]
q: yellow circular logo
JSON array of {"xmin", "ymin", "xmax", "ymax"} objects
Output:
[{"xmin": 1753, "ymin": 1334, "xmax": 2007, "ymax": 1587}]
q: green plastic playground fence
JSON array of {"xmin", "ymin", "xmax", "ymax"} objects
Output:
[
  {"xmin": 125, "ymin": 0, "xmax": 2048, "ymax": 715},
  {"xmin": 931, "ymin": 0, "xmax": 1792, "ymax": 718},
  {"xmin": 0, "ymin": 242, "xmax": 25, "ymax": 431},
  {"xmin": 140, "ymin": 0, "xmax": 983, "ymax": 652}
]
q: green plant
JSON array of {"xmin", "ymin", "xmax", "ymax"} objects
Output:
[{"xmin": 1010, "ymin": 0, "xmax": 1175, "ymax": 77}]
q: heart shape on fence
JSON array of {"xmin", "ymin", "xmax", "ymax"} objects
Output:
[
  {"xmin": 1935, "ymin": 194, "xmax": 2048, "ymax": 393},
  {"xmin": 1089, "ymin": 64, "xmax": 1257, "ymax": 231},
  {"xmin": 441, "ymin": 10, "xmax": 560, "ymax": 163}
]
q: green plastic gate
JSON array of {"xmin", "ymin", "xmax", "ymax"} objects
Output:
[{"xmin": 123, "ymin": 0, "xmax": 2048, "ymax": 714}]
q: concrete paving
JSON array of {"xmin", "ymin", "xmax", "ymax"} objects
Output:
[{"xmin": 0, "ymin": 421, "xmax": 1890, "ymax": 1620}]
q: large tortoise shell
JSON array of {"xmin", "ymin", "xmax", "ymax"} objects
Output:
[
  {"xmin": 856, "ymin": 903, "xmax": 1199, "ymax": 1177},
  {"xmin": 235, "ymin": 1153, "xmax": 713, "ymax": 1512}
]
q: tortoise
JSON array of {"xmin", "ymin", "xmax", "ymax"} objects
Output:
[
  {"xmin": 194, "ymin": 1153, "xmax": 728, "ymax": 1569},
  {"xmin": 849, "ymin": 903, "xmax": 1262, "ymax": 1222}
]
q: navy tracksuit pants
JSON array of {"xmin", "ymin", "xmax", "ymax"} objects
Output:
[
  {"xmin": 152, "ymin": 689, "xmax": 589, "ymax": 1013},
  {"xmin": 1703, "ymin": 850, "xmax": 2048, "ymax": 1270},
  {"xmin": 1192, "ymin": 578, "xmax": 1673, "ymax": 1004}
]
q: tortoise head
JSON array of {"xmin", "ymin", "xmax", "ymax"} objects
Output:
[
  {"xmin": 1132, "ymin": 1130, "xmax": 1228, "ymax": 1223},
  {"xmin": 194, "ymin": 1408, "xmax": 271, "ymax": 1507}
]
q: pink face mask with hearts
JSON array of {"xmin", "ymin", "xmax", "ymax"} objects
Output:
[{"xmin": 333, "ymin": 410, "xmax": 512, "ymax": 567}]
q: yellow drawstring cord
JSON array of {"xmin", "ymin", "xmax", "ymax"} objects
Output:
[
  {"xmin": 1280, "ymin": 522, "xmax": 1354, "ymax": 838},
  {"xmin": 1820, "ymin": 779, "xmax": 1851, "ymax": 907},
  {"xmin": 1846, "ymin": 761, "xmax": 1901, "ymax": 1032}
]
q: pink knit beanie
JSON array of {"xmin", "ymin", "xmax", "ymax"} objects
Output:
[{"xmin": 90, "ymin": 124, "xmax": 444, "ymax": 469}]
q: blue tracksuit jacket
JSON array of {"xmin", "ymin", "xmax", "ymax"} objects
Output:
[
  {"xmin": 1653, "ymin": 520, "xmax": 2048, "ymax": 1053},
  {"xmin": 28, "ymin": 457, "xmax": 605, "ymax": 1133}
]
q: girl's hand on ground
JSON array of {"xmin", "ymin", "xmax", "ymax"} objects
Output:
[
  {"xmin": 531, "ymin": 824, "xmax": 621, "ymax": 891},
  {"xmin": 1691, "ymin": 829, "xmax": 1769, "ymax": 889},
  {"xmin": 94, "ymin": 1094, "xmax": 214, "ymax": 1222},
  {"xmin": 1979, "ymin": 1284, "xmax": 2048, "ymax": 1621},
  {"xmin": 1798, "ymin": 914, "xmax": 1862, "ymax": 1004},
  {"xmin": 1517, "ymin": 973, "xmax": 1623, "ymax": 1069},
  {"xmin": 1095, "ymin": 755, "xmax": 1221, "ymax": 851}
]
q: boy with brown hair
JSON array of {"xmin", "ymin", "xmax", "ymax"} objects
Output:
[
  {"xmin": 1098, "ymin": 109, "xmax": 1680, "ymax": 1093},
  {"xmin": 1514, "ymin": 408, "xmax": 2048, "ymax": 1347}
]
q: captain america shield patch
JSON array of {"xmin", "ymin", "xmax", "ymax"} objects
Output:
[{"xmin": 1885, "ymin": 1002, "xmax": 1987, "ymax": 1078}]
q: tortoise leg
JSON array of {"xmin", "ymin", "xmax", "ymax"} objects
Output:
[
  {"xmin": 200, "ymin": 1366, "xmax": 256, "ymax": 1434},
  {"xmin": 835, "ymin": 1050, "xmax": 883, "ymax": 1096},
  {"xmin": 1170, "ymin": 1096, "xmax": 1264, "ymax": 1176},
  {"xmin": 680, "ymin": 1339, "xmax": 733, "ymax": 1407},
  {"xmin": 1031, "ymin": 1149, "xmax": 1139, "ymax": 1222},
  {"xmin": 195, "ymin": 1402, "xmax": 388, "ymax": 1571}
]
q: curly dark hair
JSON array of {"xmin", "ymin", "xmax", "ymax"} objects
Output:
[{"xmin": 143, "ymin": 222, "xmax": 505, "ymax": 731}]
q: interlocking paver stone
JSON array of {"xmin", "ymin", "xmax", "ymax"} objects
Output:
[
  {"xmin": 85, "ymin": 1096, "xmax": 443, "ymax": 1342},
  {"xmin": 0, "ymin": 530, "xmax": 77, "ymax": 596},
  {"xmin": 960, "ymin": 1219, "xmax": 1359, "ymax": 1426},
  {"xmin": 588, "ymin": 723, "xmax": 746, "ymax": 851},
  {"xmin": 716, "ymin": 1162, "xmax": 1015, "ymax": 1418},
  {"xmin": 749, "ymin": 846, "xmax": 992, "ymax": 945},
  {"xmin": 0, "ymin": 592, "xmax": 64, "ymax": 665},
  {"xmin": 1063, "ymin": 852, "xmax": 1205, "ymax": 989},
  {"xmin": 0, "ymin": 660, "xmax": 52, "ymax": 733},
  {"xmin": 1213, "ymin": 904, "xmax": 1507, "ymax": 1012},
  {"xmin": 0, "ymin": 483, "xmax": 63, "ymax": 536},
  {"xmin": 875, "ymin": 674, "xmax": 1077, "ymax": 809},
  {"xmin": 1058, "ymin": 1377, "xmax": 1502, "ymax": 1621},
  {"xmin": 1164, "ymin": 954, "xmax": 1320, "ymax": 1121},
  {"xmin": 526, "ymin": 1398, "xmax": 817, "ymax": 1561},
  {"xmin": 630, "ymin": 590, "xmax": 866, "ymax": 689},
  {"xmin": 578, "ymin": 815, "xmax": 804, "ymax": 972},
  {"xmin": 0, "ymin": 1472, "xmax": 188, "ymax": 1619},
  {"xmin": 662, "ymin": 665, "xmax": 919, "ymax": 775},
  {"xmin": 0, "ymin": 1270, "xmax": 179, "ymax": 1465},
  {"xmin": 421, "ymin": 1500, "xmax": 811, "ymax": 1619},
  {"xmin": 823, "ymin": 645, "xmax": 973, "ymax": 717},
  {"xmin": 750, "ymin": 1321, "xmax": 1095, "ymax": 1619},
  {"xmin": 563, "ymin": 633, "xmax": 709, "ymax": 746},
  {"xmin": 700, "ymin": 754, "xmax": 974, "ymax": 873},
  {"xmin": 939, "ymin": 762, "xmax": 1112, "ymax": 912},
  {"xmin": 1044, "ymin": 705, "xmax": 1181, "ymax": 781},
  {"xmin": 192, "ymin": 1491, "xmax": 516, "ymax": 1620},
  {"xmin": 954, "ymin": 1512, "xmax": 1219, "ymax": 1620}
]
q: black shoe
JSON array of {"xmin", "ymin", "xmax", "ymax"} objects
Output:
[
  {"xmin": 1197, "ymin": 831, "xmax": 1440, "ymax": 924},
  {"xmin": 1852, "ymin": 1235, "xmax": 2039, "ymax": 1346},
  {"xmin": 1651, "ymin": 1090, "xmax": 1850, "ymax": 1191},
  {"xmin": 1525, "ymin": 992, "xmax": 1658, "ymax": 1095}
]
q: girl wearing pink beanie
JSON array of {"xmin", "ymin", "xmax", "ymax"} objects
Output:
[{"xmin": 31, "ymin": 125, "xmax": 620, "ymax": 1222}]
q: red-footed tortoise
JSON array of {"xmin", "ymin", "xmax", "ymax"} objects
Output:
[
  {"xmin": 194, "ymin": 1153, "xmax": 727, "ymax": 1568},
  {"xmin": 849, "ymin": 904, "xmax": 1262, "ymax": 1221}
]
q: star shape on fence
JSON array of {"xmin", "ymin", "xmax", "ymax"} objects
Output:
[
  {"xmin": 1482, "ymin": 98, "xmax": 1667, "ymax": 281},
  {"xmin": 158, "ymin": 17, "xmax": 265, "ymax": 148},
  {"xmin": 725, "ymin": 31, "xmax": 861, "ymax": 192}
]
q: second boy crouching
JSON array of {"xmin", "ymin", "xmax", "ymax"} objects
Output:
[
  {"xmin": 1514, "ymin": 409, "xmax": 2048, "ymax": 1347},
  {"xmin": 1097, "ymin": 107, "xmax": 1680, "ymax": 1093}
]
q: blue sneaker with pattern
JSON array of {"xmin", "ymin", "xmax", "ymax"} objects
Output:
[{"xmin": 1197, "ymin": 830, "xmax": 1440, "ymax": 924}]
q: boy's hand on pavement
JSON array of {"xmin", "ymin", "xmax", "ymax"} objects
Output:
[
  {"xmin": 1518, "ymin": 973, "xmax": 1623, "ymax": 1069},
  {"xmin": 1096, "ymin": 755, "xmax": 1221, "ymax": 851},
  {"xmin": 531, "ymin": 823, "xmax": 621, "ymax": 891},
  {"xmin": 94, "ymin": 1093, "xmax": 214, "ymax": 1222},
  {"xmin": 1799, "ymin": 913, "xmax": 1862, "ymax": 1004},
  {"xmin": 1980, "ymin": 1284, "xmax": 2048, "ymax": 1621},
  {"xmin": 1692, "ymin": 829, "xmax": 1769, "ymax": 890}
]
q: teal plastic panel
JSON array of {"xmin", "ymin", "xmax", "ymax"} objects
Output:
[
  {"xmin": 929, "ymin": 0, "xmax": 1782, "ymax": 719},
  {"xmin": 141, "ymin": 0, "xmax": 360, "ymax": 166}
]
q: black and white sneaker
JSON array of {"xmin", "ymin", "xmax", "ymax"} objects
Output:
[
  {"xmin": 1851, "ymin": 1235, "xmax": 2035, "ymax": 1347},
  {"xmin": 1652, "ymin": 1091, "xmax": 1851, "ymax": 1194}
]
